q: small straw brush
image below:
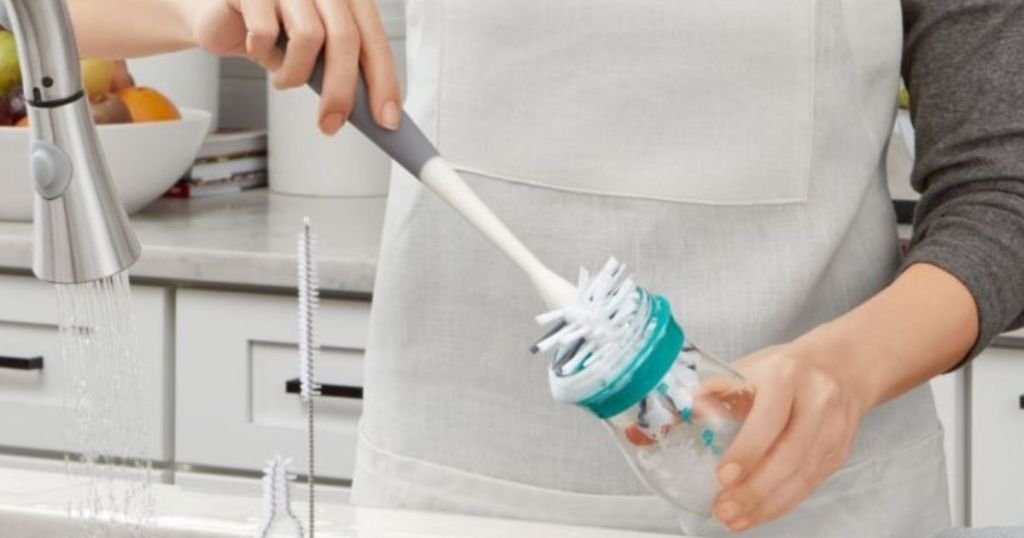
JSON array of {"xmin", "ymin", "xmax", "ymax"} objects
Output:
[
  {"xmin": 253, "ymin": 220, "xmax": 320, "ymax": 538},
  {"xmin": 297, "ymin": 218, "xmax": 320, "ymax": 538}
]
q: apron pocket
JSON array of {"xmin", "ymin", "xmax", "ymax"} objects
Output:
[{"xmin": 437, "ymin": 0, "xmax": 816, "ymax": 205}]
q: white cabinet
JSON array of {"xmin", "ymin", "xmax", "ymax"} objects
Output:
[
  {"xmin": 931, "ymin": 371, "xmax": 967, "ymax": 526},
  {"xmin": 0, "ymin": 274, "xmax": 172, "ymax": 461},
  {"xmin": 970, "ymin": 345, "xmax": 1024, "ymax": 526},
  {"xmin": 175, "ymin": 289, "xmax": 370, "ymax": 480}
]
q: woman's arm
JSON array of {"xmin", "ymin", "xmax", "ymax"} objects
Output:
[
  {"xmin": 710, "ymin": 0, "xmax": 1024, "ymax": 531},
  {"xmin": 68, "ymin": 0, "xmax": 194, "ymax": 58},
  {"xmin": 900, "ymin": 0, "xmax": 1024, "ymax": 364},
  {"xmin": 68, "ymin": 0, "xmax": 402, "ymax": 135}
]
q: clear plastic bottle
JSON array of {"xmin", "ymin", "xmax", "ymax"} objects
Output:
[{"xmin": 548, "ymin": 290, "xmax": 753, "ymax": 517}]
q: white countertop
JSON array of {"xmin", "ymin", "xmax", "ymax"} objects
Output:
[
  {"xmin": 0, "ymin": 190, "xmax": 385, "ymax": 294},
  {"xmin": 0, "ymin": 468, "xmax": 685, "ymax": 538}
]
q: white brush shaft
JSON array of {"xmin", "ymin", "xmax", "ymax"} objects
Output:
[{"xmin": 419, "ymin": 157, "xmax": 576, "ymax": 309}]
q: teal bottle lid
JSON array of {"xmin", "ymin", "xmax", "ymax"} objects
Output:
[{"xmin": 578, "ymin": 295, "xmax": 684, "ymax": 419}]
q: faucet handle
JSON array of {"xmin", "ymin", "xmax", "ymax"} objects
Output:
[{"xmin": 30, "ymin": 141, "xmax": 73, "ymax": 199}]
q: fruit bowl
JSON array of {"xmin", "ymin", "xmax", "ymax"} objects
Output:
[{"xmin": 0, "ymin": 108, "xmax": 210, "ymax": 221}]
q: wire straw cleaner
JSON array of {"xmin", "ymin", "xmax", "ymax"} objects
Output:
[{"xmin": 533, "ymin": 258, "xmax": 753, "ymax": 521}]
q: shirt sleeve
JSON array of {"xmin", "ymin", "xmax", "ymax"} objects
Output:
[{"xmin": 900, "ymin": 0, "xmax": 1024, "ymax": 365}]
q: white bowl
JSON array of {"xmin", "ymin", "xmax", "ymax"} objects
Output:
[{"xmin": 0, "ymin": 108, "xmax": 211, "ymax": 221}]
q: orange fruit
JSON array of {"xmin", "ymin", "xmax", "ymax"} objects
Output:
[
  {"xmin": 15, "ymin": 116, "xmax": 27, "ymax": 127},
  {"xmin": 117, "ymin": 86, "xmax": 180, "ymax": 123}
]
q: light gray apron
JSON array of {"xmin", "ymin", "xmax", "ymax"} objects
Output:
[{"xmin": 354, "ymin": 0, "xmax": 952, "ymax": 536}]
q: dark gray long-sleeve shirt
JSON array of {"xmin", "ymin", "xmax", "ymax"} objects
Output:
[{"xmin": 900, "ymin": 0, "xmax": 1024, "ymax": 362}]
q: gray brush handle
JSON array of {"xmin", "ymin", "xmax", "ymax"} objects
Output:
[{"xmin": 275, "ymin": 35, "xmax": 439, "ymax": 178}]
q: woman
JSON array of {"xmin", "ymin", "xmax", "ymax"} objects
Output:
[{"xmin": 67, "ymin": 0, "xmax": 1024, "ymax": 536}]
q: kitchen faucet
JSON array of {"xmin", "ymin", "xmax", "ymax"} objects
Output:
[{"xmin": 2, "ymin": 0, "xmax": 140, "ymax": 284}]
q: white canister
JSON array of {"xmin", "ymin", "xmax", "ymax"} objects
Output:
[
  {"xmin": 268, "ymin": 3, "xmax": 406, "ymax": 198},
  {"xmin": 129, "ymin": 49, "xmax": 221, "ymax": 133}
]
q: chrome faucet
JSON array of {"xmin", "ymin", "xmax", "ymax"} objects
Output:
[{"xmin": 2, "ymin": 0, "xmax": 140, "ymax": 283}]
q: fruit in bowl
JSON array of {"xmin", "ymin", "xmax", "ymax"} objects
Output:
[
  {"xmin": 0, "ymin": 30, "xmax": 19, "ymax": 100},
  {"xmin": 0, "ymin": 35, "xmax": 210, "ymax": 220},
  {"xmin": 0, "ymin": 35, "xmax": 181, "ymax": 128}
]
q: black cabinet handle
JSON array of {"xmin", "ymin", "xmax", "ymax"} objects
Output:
[
  {"xmin": 285, "ymin": 378, "xmax": 363, "ymax": 400},
  {"xmin": 0, "ymin": 355, "xmax": 44, "ymax": 371},
  {"xmin": 1019, "ymin": 394, "xmax": 1023, "ymax": 410}
]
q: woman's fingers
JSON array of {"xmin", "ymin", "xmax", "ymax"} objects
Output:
[
  {"xmin": 227, "ymin": 0, "xmax": 399, "ymax": 134},
  {"xmin": 237, "ymin": 0, "xmax": 282, "ymax": 70},
  {"xmin": 274, "ymin": 0, "xmax": 326, "ymax": 90},
  {"xmin": 347, "ymin": 0, "xmax": 402, "ymax": 130},
  {"xmin": 727, "ymin": 417, "xmax": 851, "ymax": 530},
  {"xmin": 311, "ymin": 0, "xmax": 361, "ymax": 134},
  {"xmin": 713, "ymin": 388, "xmax": 824, "ymax": 529},
  {"xmin": 715, "ymin": 360, "xmax": 795, "ymax": 488}
]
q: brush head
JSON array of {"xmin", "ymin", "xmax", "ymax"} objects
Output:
[
  {"xmin": 533, "ymin": 258, "xmax": 686, "ymax": 418},
  {"xmin": 533, "ymin": 258, "xmax": 642, "ymax": 376},
  {"xmin": 297, "ymin": 218, "xmax": 321, "ymax": 403}
]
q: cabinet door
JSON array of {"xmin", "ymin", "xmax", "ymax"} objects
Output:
[
  {"xmin": 176, "ymin": 289, "xmax": 370, "ymax": 480},
  {"xmin": 931, "ymin": 371, "xmax": 966, "ymax": 526},
  {"xmin": 970, "ymin": 346, "xmax": 1024, "ymax": 526},
  {"xmin": 0, "ymin": 274, "xmax": 172, "ymax": 460}
]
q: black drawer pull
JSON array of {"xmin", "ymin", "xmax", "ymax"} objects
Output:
[
  {"xmin": 0, "ymin": 355, "xmax": 44, "ymax": 371},
  {"xmin": 1019, "ymin": 394, "xmax": 1023, "ymax": 410},
  {"xmin": 285, "ymin": 378, "xmax": 363, "ymax": 400}
]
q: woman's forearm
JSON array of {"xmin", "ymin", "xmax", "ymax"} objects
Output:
[
  {"xmin": 68, "ymin": 0, "xmax": 196, "ymax": 58},
  {"xmin": 801, "ymin": 263, "xmax": 978, "ymax": 411}
]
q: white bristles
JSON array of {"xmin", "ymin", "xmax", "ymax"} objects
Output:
[
  {"xmin": 297, "ymin": 218, "xmax": 319, "ymax": 538},
  {"xmin": 256, "ymin": 455, "xmax": 305, "ymax": 538},
  {"xmin": 298, "ymin": 218, "xmax": 321, "ymax": 402},
  {"xmin": 534, "ymin": 258, "xmax": 642, "ymax": 375}
]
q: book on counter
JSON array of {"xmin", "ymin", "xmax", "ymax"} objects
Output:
[
  {"xmin": 166, "ymin": 171, "xmax": 268, "ymax": 199},
  {"xmin": 165, "ymin": 129, "xmax": 269, "ymax": 199},
  {"xmin": 195, "ymin": 130, "xmax": 268, "ymax": 160}
]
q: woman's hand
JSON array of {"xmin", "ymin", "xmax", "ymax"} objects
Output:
[
  {"xmin": 711, "ymin": 339, "xmax": 870, "ymax": 532},
  {"xmin": 70, "ymin": 0, "xmax": 401, "ymax": 135},
  {"xmin": 190, "ymin": 0, "xmax": 401, "ymax": 134},
  {"xmin": 711, "ymin": 263, "xmax": 978, "ymax": 531}
]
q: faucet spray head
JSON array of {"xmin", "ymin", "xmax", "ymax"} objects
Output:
[{"xmin": 5, "ymin": 0, "xmax": 140, "ymax": 284}]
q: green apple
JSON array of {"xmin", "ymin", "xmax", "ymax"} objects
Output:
[{"xmin": 0, "ymin": 31, "xmax": 20, "ymax": 98}]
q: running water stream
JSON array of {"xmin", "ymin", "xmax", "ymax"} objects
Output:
[{"xmin": 56, "ymin": 272, "xmax": 154, "ymax": 537}]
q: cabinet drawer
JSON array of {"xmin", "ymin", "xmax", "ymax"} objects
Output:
[
  {"xmin": 0, "ymin": 274, "xmax": 172, "ymax": 460},
  {"xmin": 176, "ymin": 289, "xmax": 370, "ymax": 480},
  {"xmin": 970, "ymin": 347, "xmax": 1024, "ymax": 526}
]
